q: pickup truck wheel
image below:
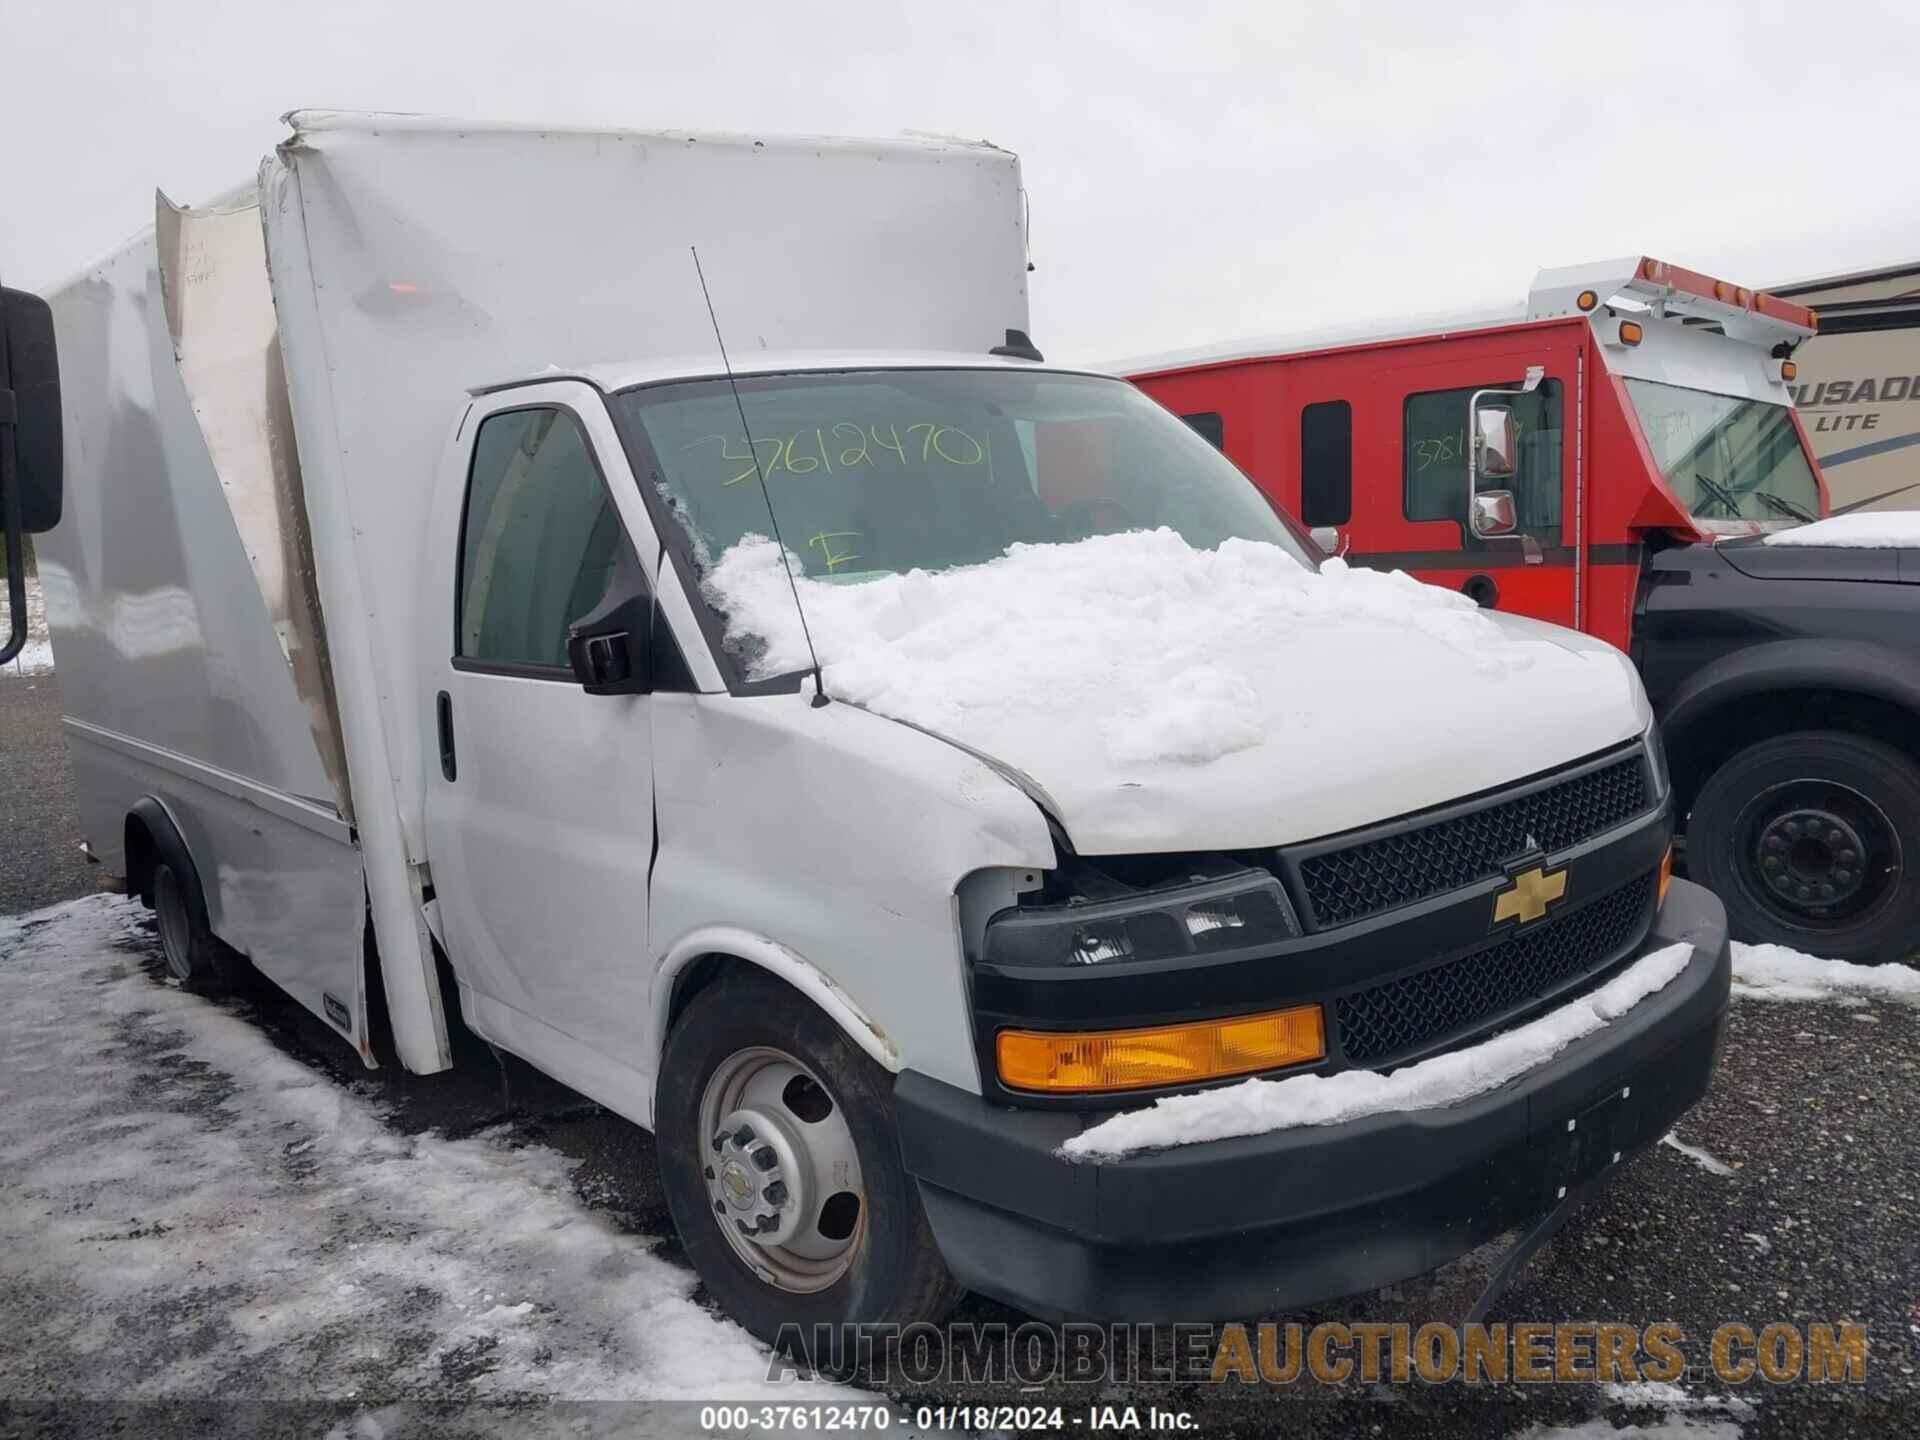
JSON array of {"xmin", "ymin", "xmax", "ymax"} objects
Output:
[
  {"xmin": 1689, "ymin": 731, "xmax": 1920, "ymax": 963},
  {"xmin": 151, "ymin": 860, "xmax": 231, "ymax": 991},
  {"xmin": 657, "ymin": 969, "xmax": 963, "ymax": 1349}
]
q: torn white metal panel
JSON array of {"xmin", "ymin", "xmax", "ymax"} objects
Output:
[
  {"xmin": 258, "ymin": 153, "xmax": 451, "ymax": 1077},
  {"xmin": 153, "ymin": 191, "xmax": 353, "ymax": 822}
]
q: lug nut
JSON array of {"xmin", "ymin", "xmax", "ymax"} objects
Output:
[
  {"xmin": 751, "ymin": 1147, "xmax": 778, "ymax": 1172},
  {"xmin": 1764, "ymin": 855, "xmax": 1781, "ymax": 871},
  {"xmin": 732, "ymin": 1125, "xmax": 755, "ymax": 1147},
  {"xmin": 704, "ymin": 1165, "xmax": 716, "ymax": 1181},
  {"xmin": 1836, "ymin": 869, "xmax": 1852, "ymax": 884},
  {"xmin": 1841, "ymin": 849, "xmax": 1857, "ymax": 864},
  {"xmin": 1828, "ymin": 828, "xmax": 1844, "ymax": 845},
  {"xmin": 764, "ymin": 1180, "xmax": 789, "ymax": 1207},
  {"xmin": 1765, "ymin": 835, "xmax": 1784, "ymax": 852}
]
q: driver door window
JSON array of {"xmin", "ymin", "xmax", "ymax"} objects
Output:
[{"xmin": 457, "ymin": 407, "xmax": 639, "ymax": 673}]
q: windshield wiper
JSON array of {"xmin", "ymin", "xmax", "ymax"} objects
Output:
[
  {"xmin": 1754, "ymin": 489, "xmax": 1817, "ymax": 523},
  {"xmin": 1693, "ymin": 472, "xmax": 1742, "ymax": 518}
]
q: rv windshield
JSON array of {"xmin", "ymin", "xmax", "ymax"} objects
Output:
[
  {"xmin": 1624, "ymin": 379, "xmax": 1822, "ymax": 526},
  {"xmin": 611, "ymin": 369, "xmax": 1313, "ymax": 582}
]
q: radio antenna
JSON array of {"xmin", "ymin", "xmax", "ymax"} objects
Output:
[{"xmin": 691, "ymin": 246, "xmax": 827, "ymax": 708}]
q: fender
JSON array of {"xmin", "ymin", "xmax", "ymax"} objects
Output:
[
  {"xmin": 1660, "ymin": 637, "xmax": 1920, "ymax": 755},
  {"xmin": 651, "ymin": 926, "xmax": 904, "ymax": 1097},
  {"xmin": 126, "ymin": 795, "xmax": 206, "ymax": 920}
]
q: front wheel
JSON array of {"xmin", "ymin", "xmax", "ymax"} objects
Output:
[
  {"xmin": 1688, "ymin": 730, "xmax": 1920, "ymax": 964},
  {"xmin": 656, "ymin": 968, "xmax": 963, "ymax": 1348}
]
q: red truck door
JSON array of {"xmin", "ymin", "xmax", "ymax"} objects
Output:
[{"xmin": 1347, "ymin": 341, "xmax": 1583, "ymax": 629}]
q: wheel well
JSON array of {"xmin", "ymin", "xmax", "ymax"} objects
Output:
[
  {"xmin": 666, "ymin": 951, "xmax": 744, "ymax": 1035},
  {"xmin": 1669, "ymin": 688, "xmax": 1920, "ymax": 822},
  {"xmin": 123, "ymin": 813, "xmax": 159, "ymax": 907}
]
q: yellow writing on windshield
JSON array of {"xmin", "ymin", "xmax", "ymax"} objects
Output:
[
  {"xmin": 807, "ymin": 530, "xmax": 863, "ymax": 572},
  {"xmin": 682, "ymin": 421, "xmax": 986, "ymax": 486}
]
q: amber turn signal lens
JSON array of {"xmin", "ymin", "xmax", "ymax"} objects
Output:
[
  {"xmin": 1618, "ymin": 320, "xmax": 1643, "ymax": 345},
  {"xmin": 1781, "ymin": 360, "xmax": 1798, "ymax": 381},
  {"xmin": 996, "ymin": 1005, "xmax": 1326, "ymax": 1094},
  {"xmin": 1658, "ymin": 845, "xmax": 1674, "ymax": 909},
  {"xmin": 1576, "ymin": 289, "xmax": 1599, "ymax": 312}
]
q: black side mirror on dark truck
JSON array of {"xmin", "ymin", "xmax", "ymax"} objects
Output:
[{"xmin": 1, "ymin": 283, "xmax": 63, "ymax": 666}]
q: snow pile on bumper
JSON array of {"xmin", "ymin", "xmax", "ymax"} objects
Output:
[{"xmin": 1059, "ymin": 941, "xmax": 1695, "ymax": 1162}]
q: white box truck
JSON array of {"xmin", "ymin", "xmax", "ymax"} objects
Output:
[{"xmin": 13, "ymin": 112, "xmax": 1731, "ymax": 1339}]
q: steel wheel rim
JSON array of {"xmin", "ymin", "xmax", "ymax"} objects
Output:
[
  {"xmin": 154, "ymin": 867, "xmax": 193, "ymax": 981},
  {"xmin": 1733, "ymin": 778, "xmax": 1903, "ymax": 932},
  {"xmin": 697, "ymin": 1045, "xmax": 866, "ymax": 1294}
]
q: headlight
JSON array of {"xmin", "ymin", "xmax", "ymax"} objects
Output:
[
  {"xmin": 1643, "ymin": 721, "xmax": 1671, "ymax": 800},
  {"xmin": 982, "ymin": 868, "xmax": 1302, "ymax": 969}
]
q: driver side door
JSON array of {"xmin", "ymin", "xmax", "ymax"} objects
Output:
[{"xmin": 422, "ymin": 391, "xmax": 659, "ymax": 1084}]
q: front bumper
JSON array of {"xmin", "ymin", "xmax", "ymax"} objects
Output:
[{"xmin": 895, "ymin": 877, "xmax": 1731, "ymax": 1322}]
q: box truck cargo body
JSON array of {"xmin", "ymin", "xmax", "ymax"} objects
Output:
[{"xmin": 17, "ymin": 115, "xmax": 1730, "ymax": 1336}]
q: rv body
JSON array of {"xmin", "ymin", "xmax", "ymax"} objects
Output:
[
  {"xmin": 30, "ymin": 118, "xmax": 1729, "ymax": 1333},
  {"xmin": 1773, "ymin": 258, "xmax": 1920, "ymax": 514}
]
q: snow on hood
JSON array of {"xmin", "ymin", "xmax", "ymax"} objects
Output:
[
  {"xmin": 706, "ymin": 530, "xmax": 1648, "ymax": 852},
  {"xmin": 1764, "ymin": 512, "xmax": 1920, "ymax": 548}
]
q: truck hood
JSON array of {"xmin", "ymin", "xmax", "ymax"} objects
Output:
[
  {"xmin": 709, "ymin": 532, "xmax": 1652, "ymax": 856},
  {"xmin": 929, "ymin": 609, "xmax": 1648, "ymax": 854},
  {"xmin": 1716, "ymin": 536, "xmax": 1920, "ymax": 585}
]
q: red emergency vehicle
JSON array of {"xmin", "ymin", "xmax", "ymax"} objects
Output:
[{"xmin": 1127, "ymin": 259, "xmax": 1920, "ymax": 964}]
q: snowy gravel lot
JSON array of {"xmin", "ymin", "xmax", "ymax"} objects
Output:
[{"xmin": 3, "ymin": 672, "xmax": 1918, "ymax": 1439}]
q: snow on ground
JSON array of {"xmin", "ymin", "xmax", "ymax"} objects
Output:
[
  {"xmin": 2, "ymin": 566, "xmax": 53, "ymax": 675},
  {"xmin": 1513, "ymin": 1415, "xmax": 1743, "ymax": 1440},
  {"xmin": 1730, "ymin": 941, "xmax": 1920, "ymax": 1006},
  {"xmin": 1763, "ymin": 511, "xmax": 1920, "ymax": 548},
  {"xmin": 1061, "ymin": 942, "xmax": 1692, "ymax": 1162},
  {"xmin": 706, "ymin": 530, "xmax": 1528, "ymax": 769},
  {"xmin": 1658, "ymin": 1133, "xmax": 1735, "ymax": 1177},
  {"xmin": 0, "ymin": 895, "xmax": 851, "ymax": 1408}
]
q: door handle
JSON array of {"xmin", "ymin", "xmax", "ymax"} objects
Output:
[{"xmin": 436, "ymin": 690, "xmax": 457, "ymax": 781}]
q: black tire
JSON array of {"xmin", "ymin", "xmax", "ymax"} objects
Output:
[
  {"xmin": 1688, "ymin": 730, "xmax": 1920, "ymax": 963},
  {"xmin": 151, "ymin": 858, "xmax": 231, "ymax": 992},
  {"xmin": 657, "ymin": 968, "xmax": 963, "ymax": 1349}
]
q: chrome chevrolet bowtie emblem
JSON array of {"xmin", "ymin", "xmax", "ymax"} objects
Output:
[{"xmin": 1493, "ymin": 866, "xmax": 1568, "ymax": 927}]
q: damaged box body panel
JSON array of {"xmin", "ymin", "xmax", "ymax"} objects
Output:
[{"xmin": 34, "ymin": 212, "xmax": 371, "ymax": 1059}]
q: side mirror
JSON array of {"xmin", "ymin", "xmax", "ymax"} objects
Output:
[
  {"xmin": 1471, "ymin": 490, "xmax": 1518, "ymax": 538},
  {"xmin": 1307, "ymin": 524, "xmax": 1345, "ymax": 557},
  {"xmin": 567, "ymin": 592, "xmax": 653, "ymax": 696},
  {"xmin": 1474, "ymin": 405, "xmax": 1518, "ymax": 480},
  {"xmin": 1, "ymin": 285, "xmax": 63, "ymax": 666}
]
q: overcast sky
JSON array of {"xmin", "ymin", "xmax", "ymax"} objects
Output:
[{"xmin": 5, "ymin": 0, "xmax": 1916, "ymax": 363}]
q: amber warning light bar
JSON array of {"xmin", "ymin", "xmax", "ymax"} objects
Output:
[{"xmin": 1529, "ymin": 256, "xmax": 1816, "ymax": 341}]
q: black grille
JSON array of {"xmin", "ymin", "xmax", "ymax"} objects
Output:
[
  {"xmin": 1334, "ymin": 873, "xmax": 1656, "ymax": 1067},
  {"xmin": 1298, "ymin": 753, "xmax": 1649, "ymax": 928}
]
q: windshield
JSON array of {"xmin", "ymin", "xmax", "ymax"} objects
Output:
[
  {"xmin": 1624, "ymin": 378, "xmax": 1822, "ymax": 527},
  {"xmin": 611, "ymin": 369, "xmax": 1313, "ymax": 587}
]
